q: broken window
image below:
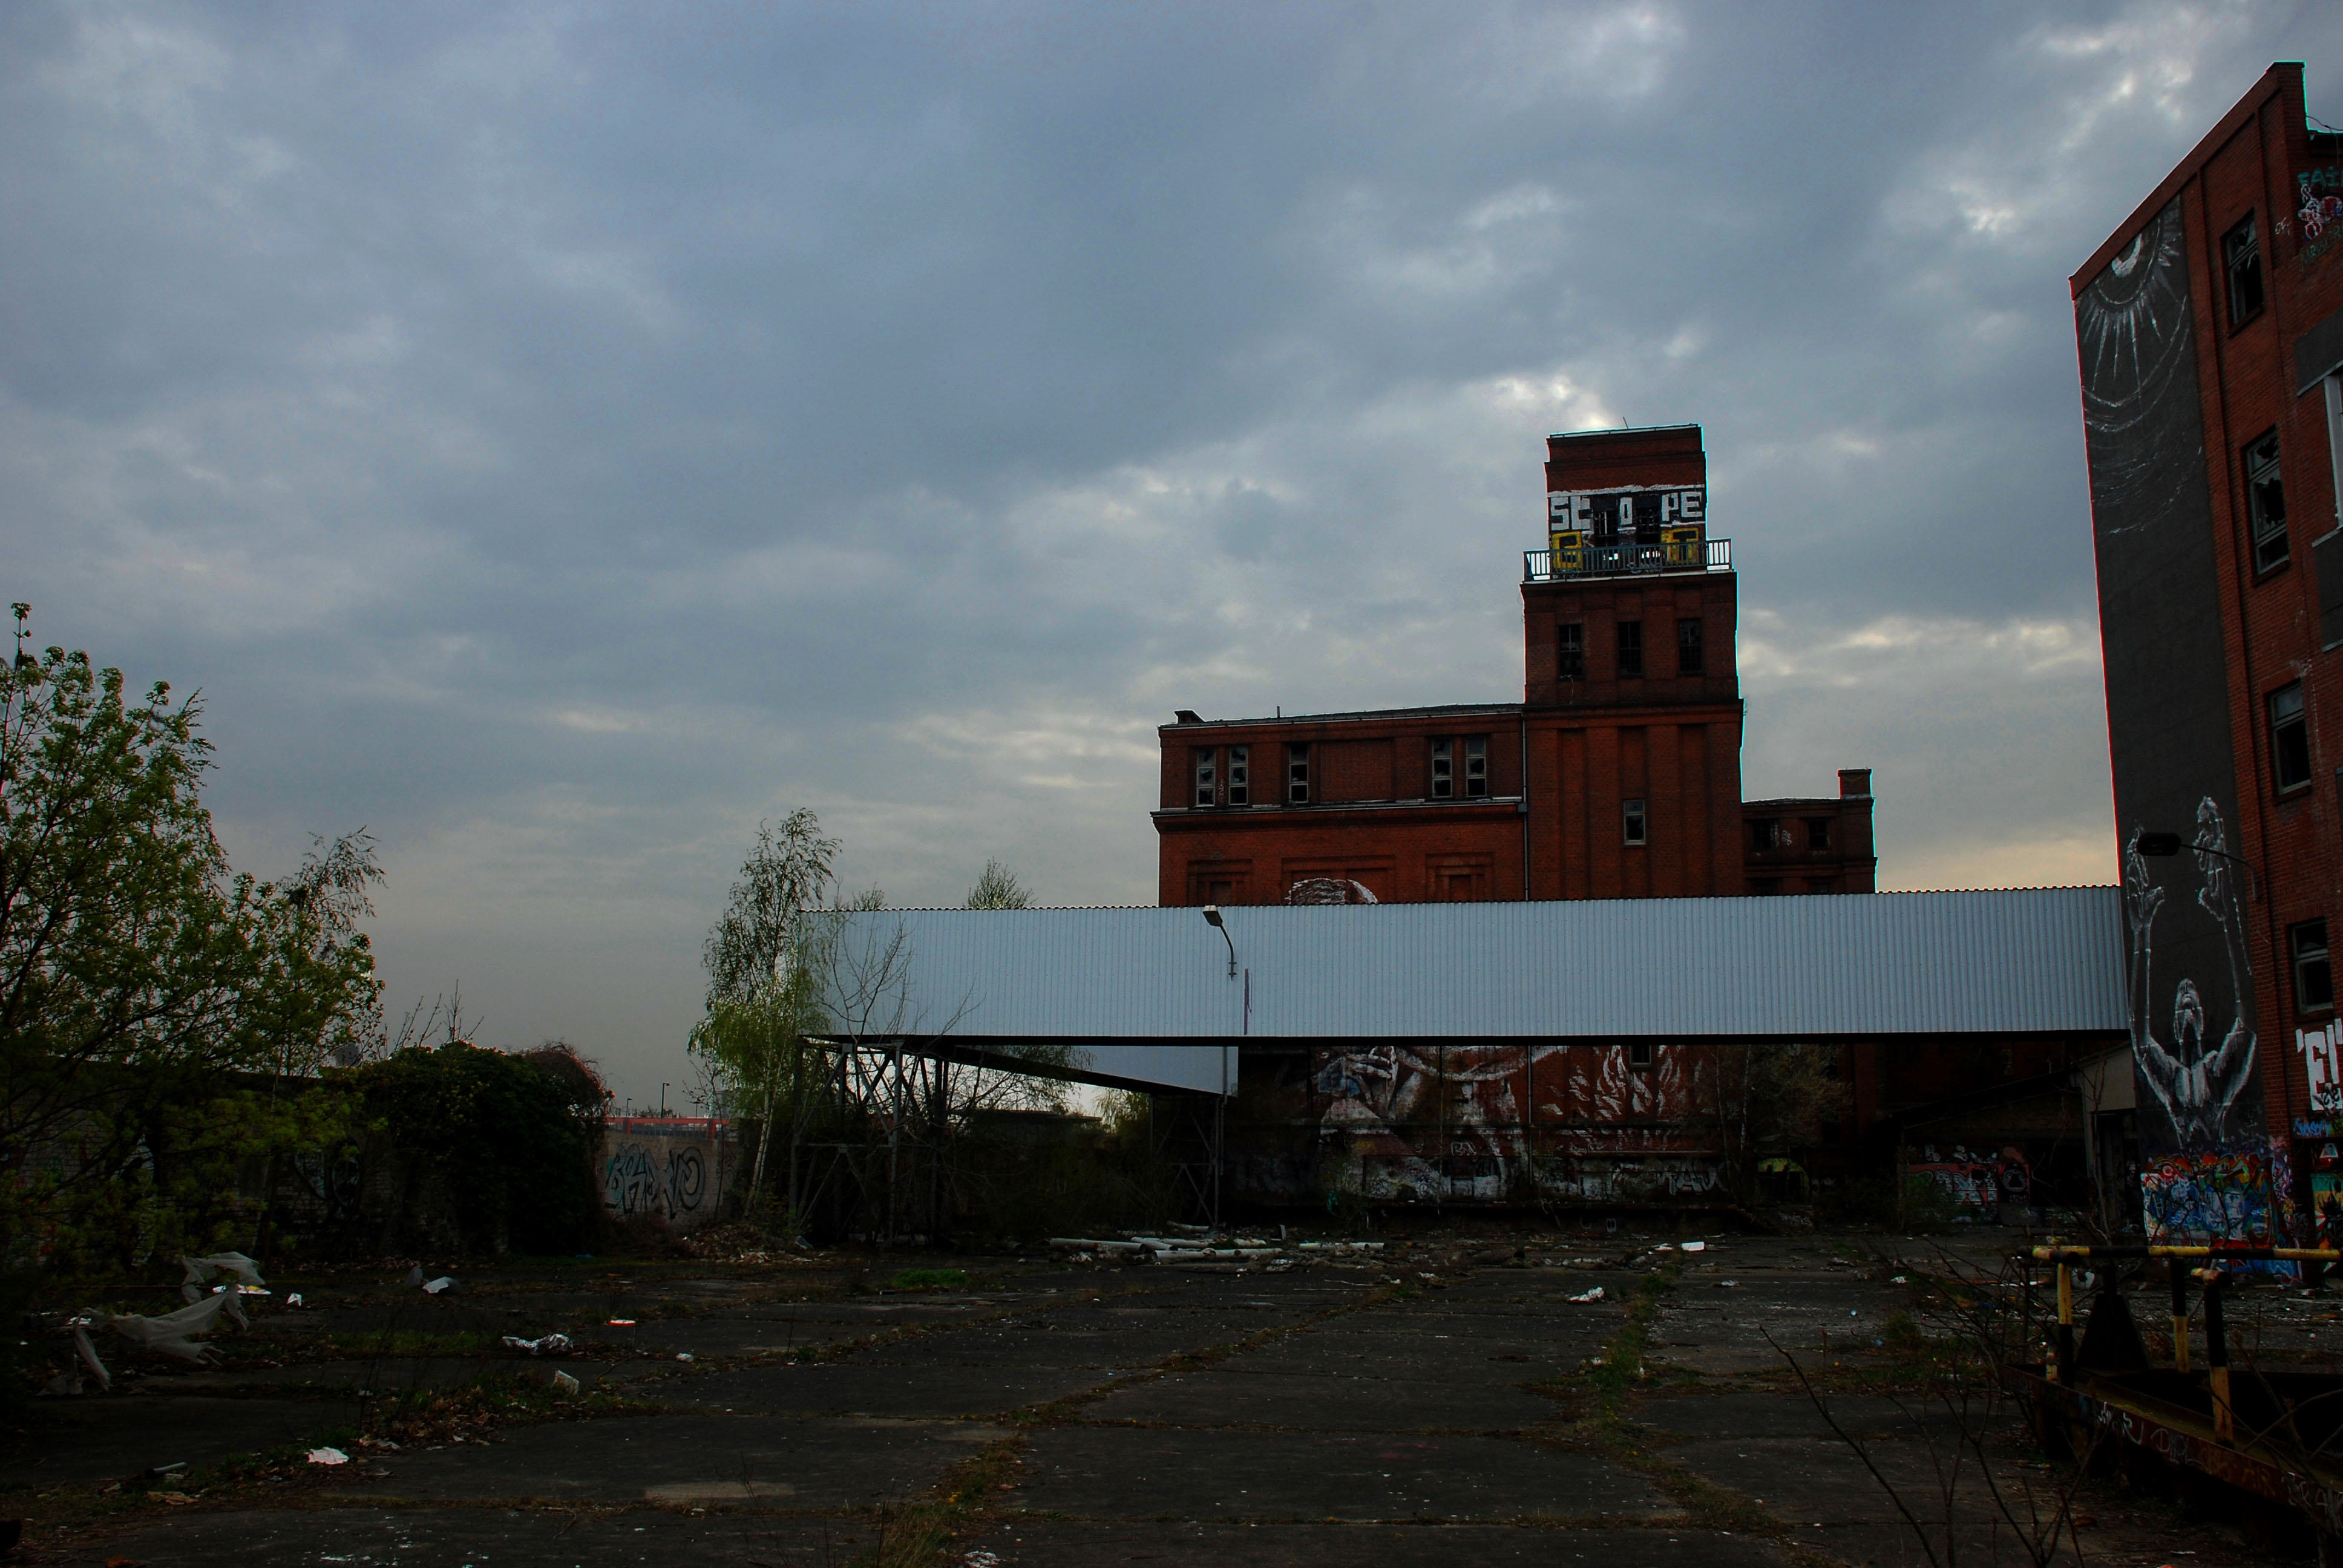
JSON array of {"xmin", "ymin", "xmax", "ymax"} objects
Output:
[
  {"xmin": 2247, "ymin": 430, "xmax": 2287, "ymax": 573},
  {"xmin": 1676, "ymin": 617, "xmax": 1703, "ymax": 675},
  {"xmin": 1464, "ymin": 736, "xmax": 1488, "ymax": 797},
  {"xmin": 1622, "ymin": 797, "xmax": 1647, "ymax": 846},
  {"xmin": 1807, "ymin": 818, "xmax": 1832, "ymax": 851},
  {"xmin": 1287, "ymin": 743, "xmax": 1311, "ymax": 805},
  {"xmin": 1627, "ymin": 1041, "xmax": 1655, "ymax": 1070},
  {"xmin": 1432, "ymin": 736, "xmax": 1490, "ymax": 799},
  {"xmin": 1227, "ymin": 745, "xmax": 1248, "ymax": 806},
  {"xmin": 2271, "ymin": 680, "xmax": 2311, "ymax": 792},
  {"xmin": 2295, "ymin": 918, "xmax": 2334, "ymax": 1014},
  {"xmin": 1431, "ymin": 739, "xmax": 1453, "ymax": 799},
  {"xmin": 1617, "ymin": 621, "xmax": 1643, "ymax": 678},
  {"xmin": 1558, "ymin": 622, "xmax": 1585, "ymax": 681},
  {"xmin": 1193, "ymin": 748, "xmax": 1217, "ymax": 808},
  {"xmin": 2224, "ymin": 212, "xmax": 2264, "ymax": 325},
  {"xmin": 1748, "ymin": 817, "xmax": 1780, "ymax": 854}
]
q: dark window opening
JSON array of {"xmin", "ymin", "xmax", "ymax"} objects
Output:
[
  {"xmin": 1430, "ymin": 739, "xmax": 1453, "ymax": 799},
  {"xmin": 1617, "ymin": 621, "xmax": 1643, "ymax": 678},
  {"xmin": 1750, "ymin": 878, "xmax": 1780, "ymax": 895},
  {"xmin": 1557, "ymin": 622, "xmax": 1585, "ymax": 681},
  {"xmin": 1193, "ymin": 748, "xmax": 1217, "ymax": 808},
  {"xmin": 1676, "ymin": 617, "xmax": 1704, "ymax": 676},
  {"xmin": 1806, "ymin": 879, "xmax": 1838, "ymax": 895},
  {"xmin": 2295, "ymin": 918, "xmax": 2334, "ymax": 1014},
  {"xmin": 1807, "ymin": 818, "xmax": 1832, "ymax": 851},
  {"xmin": 1627, "ymin": 1041, "xmax": 1655, "ymax": 1070},
  {"xmin": 2247, "ymin": 430, "xmax": 2287, "ymax": 573},
  {"xmin": 1286, "ymin": 743, "xmax": 1311, "ymax": 805},
  {"xmin": 1622, "ymin": 797, "xmax": 1647, "ymax": 846},
  {"xmin": 1228, "ymin": 745, "xmax": 1248, "ymax": 806},
  {"xmin": 1464, "ymin": 736, "xmax": 1487, "ymax": 797},
  {"xmin": 1748, "ymin": 817, "xmax": 1781, "ymax": 854},
  {"xmin": 2224, "ymin": 213, "xmax": 2264, "ymax": 325},
  {"xmin": 2272, "ymin": 681, "xmax": 2312, "ymax": 792}
]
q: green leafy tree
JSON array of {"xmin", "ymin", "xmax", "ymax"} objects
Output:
[
  {"xmin": 0, "ymin": 608, "xmax": 381, "ymax": 1269},
  {"xmin": 965, "ymin": 859, "xmax": 1032, "ymax": 909},
  {"xmin": 691, "ymin": 810, "xmax": 839, "ymax": 1224}
]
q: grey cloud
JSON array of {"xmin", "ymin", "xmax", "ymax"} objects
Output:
[{"xmin": 5, "ymin": 0, "xmax": 2339, "ymax": 1099}]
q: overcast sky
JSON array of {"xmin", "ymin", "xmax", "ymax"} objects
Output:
[{"xmin": 6, "ymin": 1, "xmax": 2339, "ymax": 1105}]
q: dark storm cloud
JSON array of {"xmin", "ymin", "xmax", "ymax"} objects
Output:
[{"xmin": 4, "ymin": 0, "xmax": 2338, "ymax": 1097}]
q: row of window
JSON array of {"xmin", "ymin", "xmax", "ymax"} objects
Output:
[
  {"xmin": 1191, "ymin": 738, "xmax": 1490, "ymax": 808},
  {"xmin": 1556, "ymin": 618, "xmax": 1703, "ymax": 681}
]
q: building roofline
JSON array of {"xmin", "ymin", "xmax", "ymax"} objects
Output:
[
  {"xmin": 1161, "ymin": 701, "xmax": 1524, "ymax": 731},
  {"xmin": 1547, "ymin": 422, "xmax": 1703, "ymax": 439},
  {"xmin": 2068, "ymin": 61, "xmax": 2301, "ymax": 298}
]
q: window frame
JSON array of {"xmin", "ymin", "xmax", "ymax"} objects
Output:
[
  {"xmin": 1463, "ymin": 736, "xmax": 1488, "ymax": 798},
  {"xmin": 1227, "ymin": 745, "xmax": 1248, "ymax": 806},
  {"xmin": 2246, "ymin": 429, "xmax": 2288, "ymax": 575},
  {"xmin": 2293, "ymin": 918, "xmax": 2335, "ymax": 1016},
  {"xmin": 1676, "ymin": 616, "xmax": 1703, "ymax": 676},
  {"xmin": 1557, "ymin": 622, "xmax": 1585, "ymax": 682},
  {"xmin": 1430, "ymin": 738, "xmax": 1453, "ymax": 799},
  {"xmin": 2270, "ymin": 679, "xmax": 2312, "ymax": 794},
  {"xmin": 1626, "ymin": 1041, "xmax": 1656, "ymax": 1070},
  {"xmin": 1617, "ymin": 620, "xmax": 1643, "ymax": 679},
  {"xmin": 1622, "ymin": 797, "xmax": 1648, "ymax": 846},
  {"xmin": 1286, "ymin": 742, "xmax": 1311, "ymax": 805},
  {"xmin": 2223, "ymin": 212, "xmax": 2264, "ymax": 327},
  {"xmin": 1806, "ymin": 818, "xmax": 1832, "ymax": 852},
  {"xmin": 1193, "ymin": 747, "xmax": 1217, "ymax": 808}
]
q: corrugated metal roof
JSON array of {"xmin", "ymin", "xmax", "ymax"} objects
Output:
[{"xmin": 836, "ymin": 887, "xmax": 2126, "ymax": 1048}]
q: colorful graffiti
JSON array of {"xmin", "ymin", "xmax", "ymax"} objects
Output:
[{"xmin": 2140, "ymin": 1143, "xmax": 2282, "ymax": 1244}]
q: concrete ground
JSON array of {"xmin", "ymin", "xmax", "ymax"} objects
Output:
[{"xmin": 0, "ymin": 1227, "xmax": 2310, "ymax": 1566}]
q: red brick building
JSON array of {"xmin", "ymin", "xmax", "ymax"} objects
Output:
[
  {"xmin": 2072, "ymin": 62, "xmax": 2343, "ymax": 1236},
  {"xmin": 1156, "ymin": 425, "xmax": 1877, "ymax": 905}
]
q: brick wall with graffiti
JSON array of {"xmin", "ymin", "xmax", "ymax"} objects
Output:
[{"xmin": 600, "ymin": 1116, "xmax": 740, "ymax": 1233}]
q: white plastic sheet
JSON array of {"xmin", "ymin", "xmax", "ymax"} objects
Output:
[{"xmin": 99, "ymin": 1291, "xmax": 245, "ymax": 1362}]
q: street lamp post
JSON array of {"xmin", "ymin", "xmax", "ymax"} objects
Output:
[
  {"xmin": 1201, "ymin": 906, "xmax": 1245, "ymax": 1237},
  {"xmin": 2135, "ymin": 831, "xmax": 2262, "ymax": 901}
]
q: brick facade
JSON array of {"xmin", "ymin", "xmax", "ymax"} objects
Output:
[
  {"xmin": 2074, "ymin": 63, "xmax": 2343, "ymax": 1224},
  {"xmin": 1156, "ymin": 425, "xmax": 1876, "ymax": 904}
]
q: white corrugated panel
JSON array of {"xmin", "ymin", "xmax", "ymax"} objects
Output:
[{"xmin": 836, "ymin": 888, "xmax": 2125, "ymax": 1047}]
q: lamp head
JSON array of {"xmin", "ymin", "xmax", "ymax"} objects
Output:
[{"xmin": 1202, "ymin": 905, "xmax": 1224, "ymax": 927}]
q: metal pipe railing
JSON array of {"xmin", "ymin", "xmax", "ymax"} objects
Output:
[{"xmin": 1523, "ymin": 537, "xmax": 1731, "ymax": 582}]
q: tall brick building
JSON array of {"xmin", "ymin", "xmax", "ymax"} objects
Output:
[
  {"xmin": 1156, "ymin": 424, "xmax": 1876, "ymax": 905},
  {"xmin": 2073, "ymin": 62, "xmax": 2343, "ymax": 1239}
]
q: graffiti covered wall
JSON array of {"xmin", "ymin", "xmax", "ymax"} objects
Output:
[
  {"xmin": 2077, "ymin": 198, "xmax": 2279, "ymax": 1242},
  {"xmin": 600, "ymin": 1117, "xmax": 739, "ymax": 1234},
  {"xmin": 1285, "ymin": 1042, "xmax": 1732, "ymax": 1205}
]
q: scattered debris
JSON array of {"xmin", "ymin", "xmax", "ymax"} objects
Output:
[
  {"xmin": 675, "ymin": 1352, "xmax": 694, "ymax": 1362},
  {"xmin": 179, "ymin": 1252, "xmax": 265, "ymax": 1302},
  {"xmin": 402, "ymin": 1265, "xmax": 424, "ymax": 1287},
  {"xmin": 606, "ymin": 1318, "xmax": 637, "ymax": 1327},
  {"xmin": 285, "ymin": 1292, "xmax": 304, "ymax": 1307},
  {"xmin": 94, "ymin": 1292, "xmax": 248, "ymax": 1362},
  {"xmin": 552, "ymin": 1370, "xmax": 581, "ymax": 1394},
  {"xmin": 1681, "ymin": 1241, "xmax": 1707, "ymax": 1253},
  {"xmin": 306, "ymin": 1448, "xmax": 349, "ymax": 1466},
  {"xmin": 144, "ymin": 1463, "xmax": 185, "ymax": 1480},
  {"xmin": 421, "ymin": 1276, "xmax": 457, "ymax": 1295},
  {"xmin": 1567, "ymin": 1286, "xmax": 1606, "ymax": 1303},
  {"xmin": 499, "ymin": 1334, "xmax": 574, "ymax": 1355}
]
